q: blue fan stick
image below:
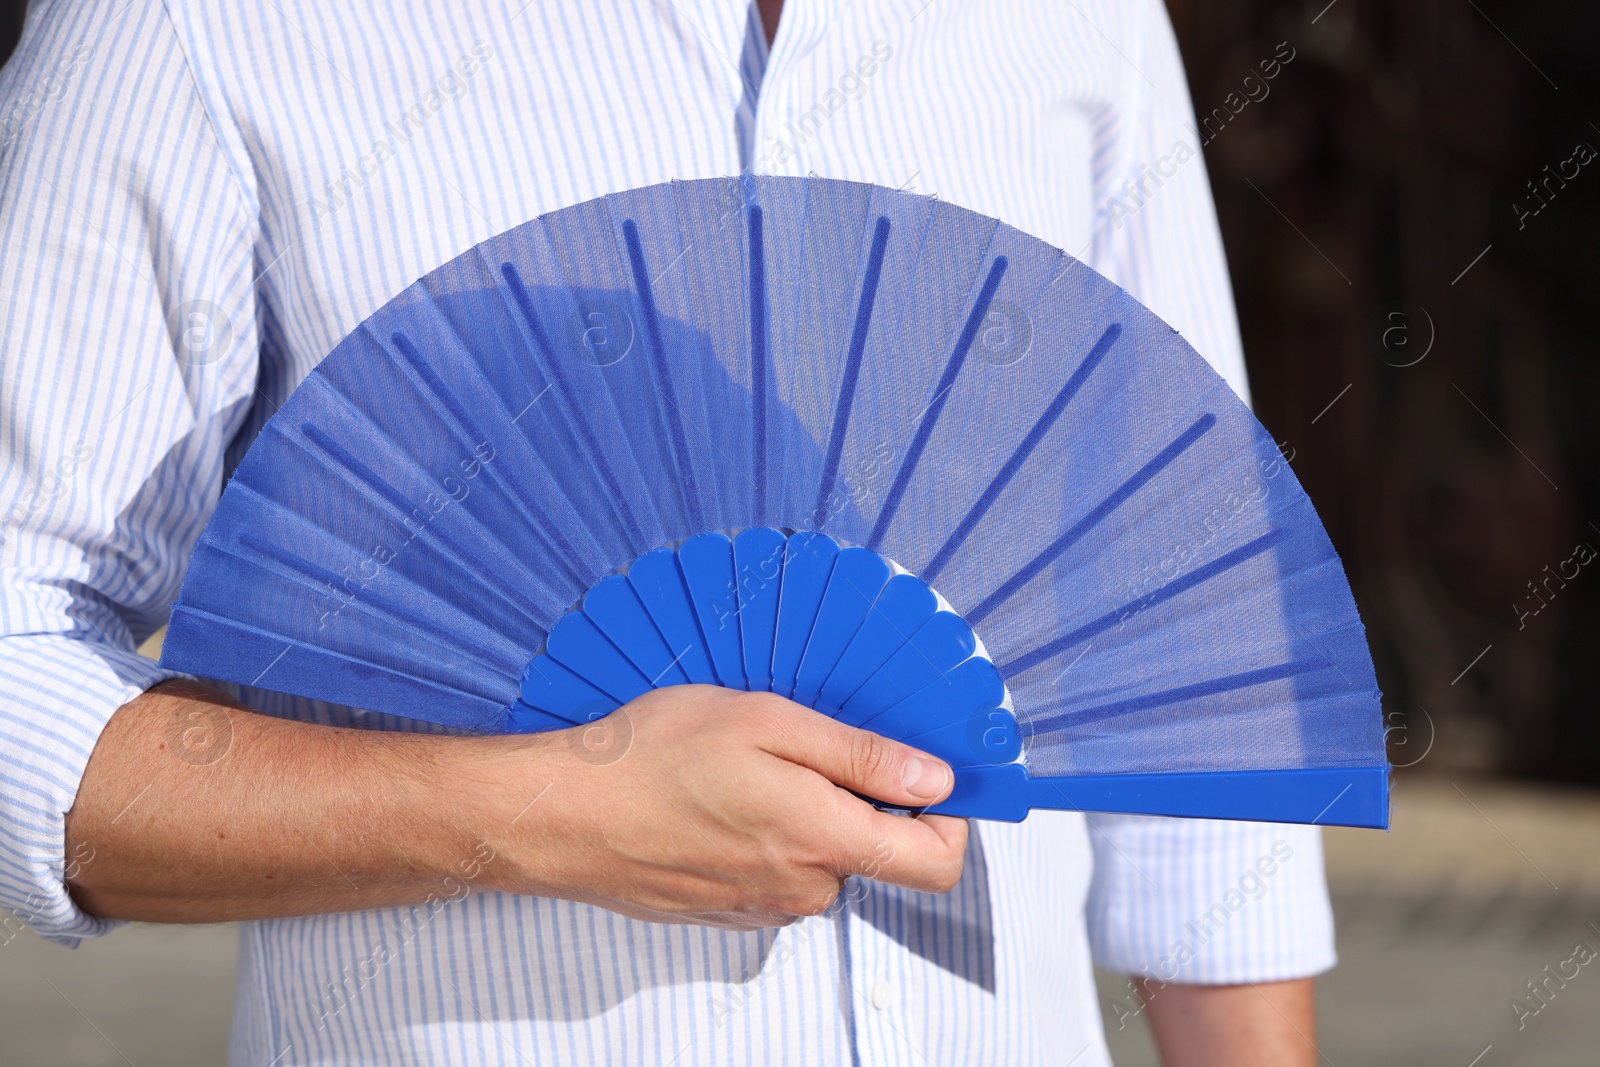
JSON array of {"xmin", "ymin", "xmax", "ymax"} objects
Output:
[
  {"xmin": 386, "ymin": 332, "xmax": 592, "ymax": 586},
  {"xmin": 934, "ymin": 763, "xmax": 1391, "ymax": 826},
  {"xmin": 506, "ymin": 701, "xmax": 592, "ymax": 733},
  {"xmin": 921, "ymin": 322, "xmax": 1122, "ymax": 583},
  {"xmin": 812, "ymin": 215, "xmax": 892, "ymax": 527},
  {"xmin": 230, "ymin": 532, "xmax": 521, "ymax": 679},
  {"xmin": 498, "ymin": 262, "xmax": 647, "ymax": 548},
  {"xmin": 747, "ymin": 206, "xmax": 770, "ymax": 522},
  {"xmin": 866, "ymin": 254, "xmax": 1008, "ymax": 550},
  {"xmin": 626, "ymin": 547, "xmax": 718, "ymax": 685},
  {"xmin": 870, "ymin": 654, "xmax": 1006, "ymax": 738},
  {"xmin": 859, "ymin": 656, "xmax": 1018, "ymax": 768},
  {"xmin": 169, "ymin": 541, "xmax": 520, "ymax": 697},
  {"xmin": 908, "ymin": 706, "xmax": 1024, "ymax": 770},
  {"xmin": 678, "ymin": 532, "xmax": 746, "ymax": 688},
  {"xmin": 837, "ymin": 610, "xmax": 978, "ymax": 726},
  {"xmin": 734, "ymin": 527, "xmax": 786, "ymax": 691},
  {"xmin": 543, "ymin": 612, "xmax": 654, "ymax": 704},
  {"xmin": 965, "ymin": 411, "xmax": 1220, "ymax": 626},
  {"xmin": 164, "ymin": 606, "xmax": 513, "ymax": 730},
  {"xmin": 790, "ymin": 547, "xmax": 892, "ymax": 707},
  {"xmin": 296, "ymin": 423, "xmax": 545, "ymax": 626},
  {"xmin": 1000, "ymin": 526, "xmax": 1286, "ymax": 677},
  {"xmin": 621, "ymin": 219, "xmax": 705, "ymax": 532},
  {"xmin": 581, "ymin": 574, "xmax": 691, "ymax": 688},
  {"xmin": 813, "ymin": 573, "xmax": 939, "ymax": 713},
  {"xmin": 514, "ymin": 656, "xmax": 619, "ymax": 727},
  {"xmin": 770, "ymin": 532, "xmax": 838, "ymax": 699}
]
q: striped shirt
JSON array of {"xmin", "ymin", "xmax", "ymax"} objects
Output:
[{"xmin": 0, "ymin": 1, "xmax": 1335, "ymax": 1063}]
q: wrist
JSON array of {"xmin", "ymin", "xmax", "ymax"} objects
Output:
[{"xmin": 434, "ymin": 727, "xmax": 573, "ymax": 898}]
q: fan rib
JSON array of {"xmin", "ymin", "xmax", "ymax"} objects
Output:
[
  {"xmin": 734, "ymin": 527, "xmax": 786, "ymax": 690},
  {"xmin": 546, "ymin": 613, "xmax": 653, "ymax": 704},
  {"xmin": 583, "ymin": 576, "xmax": 690, "ymax": 687},
  {"xmin": 770, "ymin": 532, "xmax": 838, "ymax": 699},
  {"xmin": 679, "ymin": 533, "xmax": 746, "ymax": 688},
  {"xmin": 517, "ymin": 655, "xmax": 618, "ymax": 721},
  {"xmin": 967, "ymin": 412, "xmax": 1220, "ymax": 626},
  {"xmin": 748, "ymin": 206, "xmax": 769, "ymax": 520},
  {"xmin": 168, "ymin": 605, "xmax": 511, "ymax": 709},
  {"xmin": 297, "ymin": 422, "xmax": 545, "ymax": 623},
  {"xmin": 1025, "ymin": 657, "xmax": 1326, "ymax": 733},
  {"xmin": 622, "ymin": 218, "xmax": 704, "ymax": 531},
  {"xmin": 866, "ymin": 254, "xmax": 1010, "ymax": 550},
  {"xmin": 387, "ymin": 331, "xmax": 590, "ymax": 583},
  {"xmin": 922, "ymin": 322, "xmax": 1124, "ymax": 583},
  {"xmin": 623, "ymin": 547, "xmax": 719, "ymax": 685},
  {"xmin": 999, "ymin": 524, "xmax": 1284, "ymax": 676},
  {"xmin": 813, "ymin": 573, "xmax": 937, "ymax": 711},
  {"xmin": 498, "ymin": 262, "xmax": 646, "ymax": 547},
  {"xmin": 813, "ymin": 215, "xmax": 893, "ymax": 526},
  {"xmin": 233, "ymin": 534, "xmax": 521, "ymax": 676}
]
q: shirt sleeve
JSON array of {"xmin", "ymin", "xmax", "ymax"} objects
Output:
[
  {"xmin": 1089, "ymin": 0, "xmax": 1251, "ymax": 407},
  {"xmin": 0, "ymin": 0, "xmax": 259, "ymax": 945},
  {"xmin": 1079, "ymin": 0, "xmax": 1335, "ymax": 984}
]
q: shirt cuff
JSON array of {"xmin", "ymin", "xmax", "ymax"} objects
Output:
[
  {"xmin": 1085, "ymin": 814, "xmax": 1336, "ymax": 984},
  {"xmin": 0, "ymin": 633, "xmax": 183, "ymax": 946}
]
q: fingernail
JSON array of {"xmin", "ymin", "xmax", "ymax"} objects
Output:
[{"xmin": 903, "ymin": 756, "xmax": 949, "ymax": 800}]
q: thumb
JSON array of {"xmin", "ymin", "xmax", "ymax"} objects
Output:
[{"xmin": 760, "ymin": 699, "xmax": 954, "ymax": 806}]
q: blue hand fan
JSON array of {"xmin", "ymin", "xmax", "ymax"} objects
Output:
[{"xmin": 161, "ymin": 176, "xmax": 1389, "ymax": 828}]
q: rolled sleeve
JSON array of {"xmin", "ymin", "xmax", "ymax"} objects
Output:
[
  {"xmin": 1085, "ymin": 815, "xmax": 1336, "ymax": 983},
  {"xmin": 1080, "ymin": 3, "xmax": 1335, "ymax": 988},
  {"xmin": 0, "ymin": 0, "xmax": 258, "ymax": 944}
]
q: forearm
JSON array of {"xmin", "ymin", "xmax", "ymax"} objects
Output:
[
  {"xmin": 1139, "ymin": 977, "xmax": 1317, "ymax": 1067},
  {"xmin": 63, "ymin": 683, "xmax": 966, "ymax": 932},
  {"xmin": 64, "ymin": 680, "xmax": 535, "ymax": 923}
]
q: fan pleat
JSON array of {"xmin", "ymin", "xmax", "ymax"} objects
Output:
[
  {"xmin": 866, "ymin": 255, "xmax": 1009, "ymax": 551},
  {"xmin": 164, "ymin": 176, "xmax": 1386, "ymax": 825}
]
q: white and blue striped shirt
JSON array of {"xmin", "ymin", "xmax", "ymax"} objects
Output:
[{"xmin": 0, "ymin": 2, "xmax": 1335, "ymax": 1063}]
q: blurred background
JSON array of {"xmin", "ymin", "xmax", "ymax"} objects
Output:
[{"xmin": 2, "ymin": 0, "xmax": 1596, "ymax": 1064}]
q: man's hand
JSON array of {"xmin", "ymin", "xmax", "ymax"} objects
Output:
[
  {"xmin": 477, "ymin": 685, "xmax": 967, "ymax": 930},
  {"xmin": 65, "ymin": 681, "xmax": 966, "ymax": 928}
]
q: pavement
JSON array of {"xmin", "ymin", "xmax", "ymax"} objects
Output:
[{"xmin": 1101, "ymin": 774, "xmax": 1600, "ymax": 1067}]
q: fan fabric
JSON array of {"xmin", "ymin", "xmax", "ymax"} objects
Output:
[{"xmin": 161, "ymin": 176, "xmax": 1388, "ymax": 828}]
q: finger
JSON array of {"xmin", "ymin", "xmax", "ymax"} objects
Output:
[
  {"xmin": 756, "ymin": 698, "xmax": 955, "ymax": 807},
  {"xmin": 914, "ymin": 813, "xmax": 969, "ymax": 856},
  {"xmin": 826, "ymin": 802, "xmax": 969, "ymax": 895}
]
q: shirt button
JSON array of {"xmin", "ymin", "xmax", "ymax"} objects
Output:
[{"xmin": 869, "ymin": 981, "xmax": 893, "ymax": 1011}]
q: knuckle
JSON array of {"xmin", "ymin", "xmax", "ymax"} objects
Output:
[
  {"xmin": 745, "ymin": 690, "xmax": 799, "ymax": 733},
  {"xmin": 931, "ymin": 856, "xmax": 964, "ymax": 894},
  {"xmin": 781, "ymin": 879, "xmax": 841, "ymax": 918},
  {"xmin": 850, "ymin": 731, "xmax": 896, "ymax": 785}
]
